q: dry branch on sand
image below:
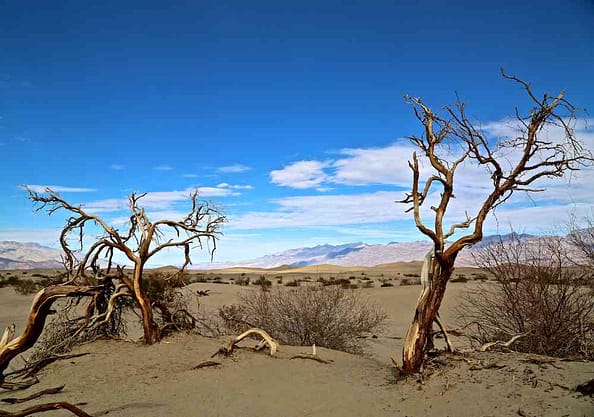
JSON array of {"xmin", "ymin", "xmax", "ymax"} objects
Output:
[
  {"xmin": 0, "ymin": 402, "xmax": 91, "ymax": 417},
  {"xmin": 213, "ymin": 328, "xmax": 279, "ymax": 357},
  {"xmin": 1, "ymin": 385, "xmax": 65, "ymax": 404}
]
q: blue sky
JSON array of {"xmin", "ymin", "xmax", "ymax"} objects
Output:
[{"xmin": 1, "ymin": 1, "xmax": 593, "ymax": 266}]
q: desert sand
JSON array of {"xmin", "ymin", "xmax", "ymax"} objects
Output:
[{"xmin": 1, "ymin": 268, "xmax": 593, "ymax": 417}]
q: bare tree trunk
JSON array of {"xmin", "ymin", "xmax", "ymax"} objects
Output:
[
  {"xmin": 132, "ymin": 262, "xmax": 159, "ymax": 344},
  {"xmin": 401, "ymin": 261, "xmax": 453, "ymax": 373}
]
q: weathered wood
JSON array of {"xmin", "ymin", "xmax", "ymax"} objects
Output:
[
  {"xmin": 214, "ymin": 328, "xmax": 279, "ymax": 357},
  {"xmin": 1, "ymin": 385, "xmax": 65, "ymax": 404},
  {"xmin": 290, "ymin": 354, "xmax": 331, "ymax": 364},
  {"xmin": 191, "ymin": 361, "xmax": 221, "ymax": 370},
  {"xmin": 6, "ymin": 353, "xmax": 90, "ymax": 380},
  {"xmin": 0, "ymin": 285, "xmax": 100, "ymax": 380},
  {"xmin": 479, "ymin": 333, "xmax": 527, "ymax": 352},
  {"xmin": 0, "ymin": 402, "xmax": 91, "ymax": 417}
]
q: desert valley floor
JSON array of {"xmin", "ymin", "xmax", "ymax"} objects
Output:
[{"xmin": 1, "ymin": 265, "xmax": 593, "ymax": 417}]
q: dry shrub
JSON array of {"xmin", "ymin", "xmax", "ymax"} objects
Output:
[
  {"xmin": 27, "ymin": 279, "xmax": 130, "ymax": 363},
  {"xmin": 144, "ymin": 272, "xmax": 222, "ymax": 337},
  {"xmin": 457, "ymin": 234, "xmax": 594, "ymax": 359},
  {"xmin": 219, "ymin": 286, "xmax": 387, "ymax": 353}
]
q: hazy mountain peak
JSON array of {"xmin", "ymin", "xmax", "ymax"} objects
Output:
[{"xmin": 0, "ymin": 241, "xmax": 63, "ymax": 269}]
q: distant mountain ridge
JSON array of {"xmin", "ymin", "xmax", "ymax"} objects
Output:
[
  {"xmin": 0, "ymin": 241, "xmax": 63, "ymax": 269},
  {"xmin": 1, "ymin": 232, "xmax": 582, "ymax": 270},
  {"xmin": 225, "ymin": 240, "xmax": 467, "ymax": 269}
]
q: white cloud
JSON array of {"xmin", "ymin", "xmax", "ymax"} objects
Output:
[
  {"xmin": 110, "ymin": 164, "xmax": 125, "ymax": 170},
  {"xmin": 332, "ymin": 143, "xmax": 423, "ymax": 186},
  {"xmin": 183, "ymin": 174, "xmax": 198, "ymax": 178},
  {"xmin": 82, "ymin": 198, "xmax": 127, "ymax": 213},
  {"xmin": 22, "ymin": 185, "xmax": 96, "ymax": 193},
  {"xmin": 218, "ymin": 164, "xmax": 251, "ymax": 173},
  {"xmin": 270, "ymin": 160, "xmax": 330, "ymax": 189}
]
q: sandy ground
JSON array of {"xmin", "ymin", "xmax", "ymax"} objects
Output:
[{"xmin": 1, "ymin": 280, "xmax": 593, "ymax": 416}]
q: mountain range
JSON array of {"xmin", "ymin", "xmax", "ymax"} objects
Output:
[
  {"xmin": 0, "ymin": 234, "xmax": 549, "ymax": 270},
  {"xmin": 0, "ymin": 241, "xmax": 64, "ymax": 270}
]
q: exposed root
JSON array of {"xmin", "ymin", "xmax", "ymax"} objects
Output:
[
  {"xmin": 213, "ymin": 328, "xmax": 278, "ymax": 357},
  {"xmin": 0, "ymin": 379, "xmax": 38, "ymax": 392},
  {"xmin": 479, "ymin": 334, "xmax": 527, "ymax": 352},
  {"xmin": 0, "ymin": 402, "xmax": 91, "ymax": 417},
  {"xmin": 191, "ymin": 361, "xmax": 221, "ymax": 370},
  {"xmin": 290, "ymin": 354, "xmax": 331, "ymax": 364},
  {"xmin": 6, "ymin": 353, "xmax": 90, "ymax": 380},
  {"xmin": 434, "ymin": 315, "xmax": 454, "ymax": 353},
  {"xmin": 1, "ymin": 385, "xmax": 65, "ymax": 404}
]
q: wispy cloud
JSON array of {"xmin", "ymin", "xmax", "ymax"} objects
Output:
[
  {"xmin": 183, "ymin": 173, "xmax": 198, "ymax": 178},
  {"xmin": 22, "ymin": 185, "xmax": 96, "ymax": 193},
  {"xmin": 230, "ymin": 191, "xmax": 407, "ymax": 230},
  {"xmin": 81, "ymin": 184, "xmax": 246, "ymax": 214},
  {"xmin": 217, "ymin": 182, "xmax": 253, "ymax": 190},
  {"xmin": 218, "ymin": 164, "xmax": 251, "ymax": 173},
  {"xmin": 110, "ymin": 164, "xmax": 125, "ymax": 170}
]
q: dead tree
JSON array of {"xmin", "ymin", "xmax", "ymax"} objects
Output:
[
  {"xmin": 24, "ymin": 188, "xmax": 226, "ymax": 345},
  {"xmin": 398, "ymin": 70, "xmax": 594, "ymax": 373}
]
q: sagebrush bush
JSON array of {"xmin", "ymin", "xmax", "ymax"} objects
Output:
[
  {"xmin": 400, "ymin": 277, "xmax": 420, "ymax": 286},
  {"xmin": 219, "ymin": 286, "xmax": 387, "ymax": 353},
  {"xmin": 457, "ymin": 235, "xmax": 594, "ymax": 359},
  {"xmin": 12, "ymin": 279, "xmax": 40, "ymax": 295}
]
